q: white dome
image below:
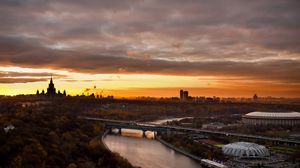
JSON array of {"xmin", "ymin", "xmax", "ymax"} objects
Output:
[{"xmin": 222, "ymin": 142, "xmax": 269, "ymax": 158}]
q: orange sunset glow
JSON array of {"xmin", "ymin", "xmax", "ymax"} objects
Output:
[
  {"xmin": 0, "ymin": 1, "xmax": 299, "ymax": 98},
  {"xmin": 1, "ymin": 2, "xmax": 300, "ymax": 168}
]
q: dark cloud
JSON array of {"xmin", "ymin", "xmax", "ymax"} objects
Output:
[
  {"xmin": 0, "ymin": 71, "xmax": 65, "ymax": 83},
  {"xmin": 0, "ymin": 46, "xmax": 299, "ymax": 83},
  {"xmin": 0, "ymin": 78, "xmax": 48, "ymax": 84},
  {"xmin": 0, "ymin": 71, "xmax": 65, "ymax": 78},
  {"xmin": 0, "ymin": 0, "xmax": 299, "ymax": 85}
]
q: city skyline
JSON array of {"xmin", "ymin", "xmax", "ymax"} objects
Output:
[
  {"xmin": 1, "ymin": 73, "xmax": 298, "ymax": 98},
  {"xmin": 0, "ymin": 0, "xmax": 300, "ymax": 97}
]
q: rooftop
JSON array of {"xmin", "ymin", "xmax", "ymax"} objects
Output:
[
  {"xmin": 222, "ymin": 142, "xmax": 270, "ymax": 158},
  {"xmin": 244, "ymin": 111, "xmax": 300, "ymax": 118}
]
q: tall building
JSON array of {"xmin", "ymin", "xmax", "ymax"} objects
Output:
[
  {"xmin": 180, "ymin": 90, "xmax": 184, "ymax": 100},
  {"xmin": 184, "ymin": 91, "xmax": 188, "ymax": 99},
  {"xmin": 36, "ymin": 76, "xmax": 66, "ymax": 97},
  {"xmin": 179, "ymin": 90, "xmax": 189, "ymax": 101},
  {"xmin": 47, "ymin": 76, "xmax": 56, "ymax": 96},
  {"xmin": 253, "ymin": 94, "xmax": 258, "ymax": 101}
]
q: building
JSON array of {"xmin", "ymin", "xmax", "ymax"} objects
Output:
[
  {"xmin": 202, "ymin": 122, "xmax": 226, "ymax": 130},
  {"xmin": 4, "ymin": 125, "xmax": 15, "ymax": 133},
  {"xmin": 201, "ymin": 159, "xmax": 228, "ymax": 168},
  {"xmin": 47, "ymin": 76, "xmax": 56, "ymax": 96},
  {"xmin": 180, "ymin": 90, "xmax": 184, "ymax": 100},
  {"xmin": 242, "ymin": 111, "xmax": 300, "ymax": 126},
  {"xmin": 253, "ymin": 94, "xmax": 258, "ymax": 101},
  {"xmin": 37, "ymin": 76, "xmax": 66, "ymax": 97},
  {"xmin": 222, "ymin": 142, "xmax": 270, "ymax": 158},
  {"xmin": 183, "ymin": 91, "xmax": 188, "ymax": 100},
  {"xmin": 179, "ymin": 90, "xmax": 189, "ymax": 101}
]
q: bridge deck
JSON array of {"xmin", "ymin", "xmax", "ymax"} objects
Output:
[{"xmin": 84, "ymin": 117, "xmax": 300, "ymax": 145}]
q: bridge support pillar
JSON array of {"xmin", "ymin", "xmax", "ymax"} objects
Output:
[
  {"xmin": 118, "ymin": 128, "xmax": 122, "ymax": 135},
  {"xmin": 142, "ymin": 130, "xmax": 146, "ymax": 138}
]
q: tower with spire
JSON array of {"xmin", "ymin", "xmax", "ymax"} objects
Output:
[
  {"xmin": 47, "ymin": 75, "xmax": 56, "ymax": 96},
  {"xmin": 36, "ymin": 75, "xmax": 67, "ymax": 97}
]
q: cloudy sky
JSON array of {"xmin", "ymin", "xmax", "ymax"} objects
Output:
[{"xmin": 0, "ymin": 0, "xmax": 299, "ymax": 97}]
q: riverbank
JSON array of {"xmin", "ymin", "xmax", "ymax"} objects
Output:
[
  {"xmin": 101, "ymin": 129, "xmax": 111, "ymax": 152},
  {"xmin": 156, "ymin": 136, "xmax": 202, "ymax": 162}
]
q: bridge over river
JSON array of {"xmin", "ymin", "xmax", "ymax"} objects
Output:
[{"xmin": 84, "ymin": 117, "xmax": 300, "ymax": 145}]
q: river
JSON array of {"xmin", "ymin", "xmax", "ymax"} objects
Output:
[{"xmin": 103, "ymin": 117, "xmax": 200, "ymax": 168}]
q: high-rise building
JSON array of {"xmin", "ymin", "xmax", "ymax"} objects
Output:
[
  {"xmin": 47, "ymin": 76, "xmax": 56, "ymax": 96},
  {"xmin": 179, "ymin": 90, "xmax": 189, "ymax": 101},
  {"xmin": 36, "ymin": 76, "xmax": 66, "ymax": 97},
  {"xmin": 180, "ymin": 90, "xmax": 184, "ymax": 100},
  {"xmin": 183, "ymin": 91, "xmax": 188, "ymax": 100},
  {"xmin": 253, "ymin": 94, "xmax": 258, "ymax": 101}
]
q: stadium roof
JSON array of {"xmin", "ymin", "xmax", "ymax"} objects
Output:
[
  {"xmin": 222, "ymin": 142, "xmax": 269, "ymax": 158},
  {"xmin": 244, "ymin": 111, "xmax": 300, "ymax": 119}
]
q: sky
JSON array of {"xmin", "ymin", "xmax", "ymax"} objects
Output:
[{"xmin": 0, "ymin": 0, "xmax": 300, "ymax": 97}]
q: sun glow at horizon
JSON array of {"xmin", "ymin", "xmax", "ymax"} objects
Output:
[{"xmin": 0, "ymin": 66, "xmax": 299, "ymax": 98}]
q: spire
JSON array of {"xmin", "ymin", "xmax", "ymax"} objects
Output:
[
  {"xmin": 50, "ymin": 74, "xmax": 53, "ymax": 84},
  {"xmin": 47, "ymin": 73, "xmax": 56, "ymax": 96}
]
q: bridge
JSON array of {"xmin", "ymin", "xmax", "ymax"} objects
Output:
[{"xmin": 84, "ymin": 117, "xmax": 300, "ymax": 145}]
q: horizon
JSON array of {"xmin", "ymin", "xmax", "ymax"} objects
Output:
[
  {"xmin": 1, "ymin": 74, "xmax": 300, "ymax": 99},
  {"xmin": 0, "ymin": 1, "xmax": 300, "ymax": 98}
]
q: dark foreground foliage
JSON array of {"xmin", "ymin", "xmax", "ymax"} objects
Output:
[{"xmin": 0, "ymin": 98, "xmax": 133, "ymax": 168}]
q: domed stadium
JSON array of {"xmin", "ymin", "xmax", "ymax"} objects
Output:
[
  {"xmin": 222, "ymin": 142, "xmax": 270, "ymax": 158},
  {"xmin": 242, "ymin": 111, "xmax": 300, "ymax": 126}
]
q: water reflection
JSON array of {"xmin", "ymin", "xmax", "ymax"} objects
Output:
[{"xmin": 104, "ymin": 129, "xmax": 201, "ymax": 168}]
